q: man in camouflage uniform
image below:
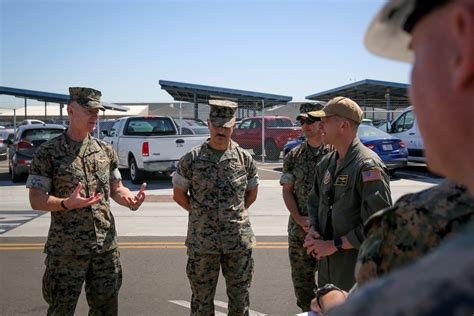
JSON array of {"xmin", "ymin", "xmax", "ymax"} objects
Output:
[
  {"xmin": 27, "ymin": 87, "xmax": 146, "ymax": 315},
  {"xmin": 304, "ymin": 97, "xmax": 392, "ymax": 292},
  {"xmin": 323, "ymin": 0, "xmax": 474, "ymax": 315},
  {"xmin": 280, "ymin": 102, "xmax": 333, "ymax": 312},
  {"xmin": 356, "ymin": 180, "xmax": 474, "ymax": 286},
  {"xmin": 172, "ymin": 99, "xmax": 259, "ymax": 316}
]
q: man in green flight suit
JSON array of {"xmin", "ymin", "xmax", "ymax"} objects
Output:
[
  {"xmin": 304, "ymin": 96, "xmax": 392, "ymax": 291},
  {"xmin": 280, "ymin": 102, "xmax": 333, "ymax": 312}
]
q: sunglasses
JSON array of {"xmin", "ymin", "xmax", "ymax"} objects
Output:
[{"xmin": 299, "ymin": 117, "xmax": 320, "ymax": 125}]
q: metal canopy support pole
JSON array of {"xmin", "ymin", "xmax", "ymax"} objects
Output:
[
  {"xmin": 60, "ymin": 103, "xmax": 64, "ymax": 120},
  {"xmin": 13, "ymin": 109, "xmax": 17, "ymax": 137},
  {"xmin": 261, "ymin": 99, "xmax": 265, "ymax": 163},
  {"xmin": 179, "ymin": 102, "xmax": 183, "ymax": 135},
  {"xmin": 385, "ymin": 88, "xmax": 391, "ymax": 122},
  {"xmin": 24, "ymin": 98, "xmax": 27, "ymax": 120},
  {"xmin": 193, "ymin": 93, "xmax": 198, "ymax": 120}
]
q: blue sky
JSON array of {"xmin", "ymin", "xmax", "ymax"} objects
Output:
[{"xmin": 1, "ymin": 0, "xmax": 410, "ymax": 105}]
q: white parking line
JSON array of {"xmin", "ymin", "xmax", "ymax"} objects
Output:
[
  {"xmin": 213, "ymin": 300, "xmax": 267, "ymax": 316},
  {"xmin": 257, "ymin": 167, "xmax": 282, "ymax": 174},
  {"xmin": 169, "ymin": 300, "xmax": 267, "ymax": 316}
]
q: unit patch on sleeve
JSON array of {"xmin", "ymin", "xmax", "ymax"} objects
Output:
[{"xmin": 334, "ymin": 175, "xmax": 349, "ymax": 186}]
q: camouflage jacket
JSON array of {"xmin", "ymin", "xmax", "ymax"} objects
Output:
[
  {"xmin": 327, "ymin": 222, "xmax": 474, "ymax": 316},
  {"xmin": 280, "ymin": 142, "xmax": 333, "ymax": 240},
  {"xmin": 355, "ymin": 180, "xmax": 474, "ymax": 286},
  {"xmin": 173, "ymin": 141, "xmax": 259, "ymax": 255},
  {"xmin": 26, "ymin": 132, "xmax": 122, "ymax": 255}
]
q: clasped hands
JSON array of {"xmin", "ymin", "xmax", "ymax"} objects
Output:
[{"xmin": 303, "ymin": 229, "xmax": 337, "ymax": 260}]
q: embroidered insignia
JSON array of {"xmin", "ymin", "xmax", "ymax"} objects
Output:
[
  {"xmin": 362, "ymin": 169, "xmax": 382, "ymax": 182},
  {"xmin": 323, "ymin": 170, "xmax": 331, "ymax": 185},
  {"xmin": 335, "ymin": 175, "xmax": 349, "ymax": 186}
]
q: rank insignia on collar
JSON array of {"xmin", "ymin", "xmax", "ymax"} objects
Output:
[{"xmin": 335, "ymin": 175, "xmax": 349, "ymax": 186}]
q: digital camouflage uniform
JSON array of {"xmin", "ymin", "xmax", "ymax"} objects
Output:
[
  {"xmin": 327, "ymin": 222, "xmax": 474, "ymax": 316},
  {"xmin": 173, "ymin": 139, "xmax": 259, "ymax": 316},
  {"xmin": 280, "ymin": 141, "xmax": 333, "ymax": 311},
  {"xmin": 355, "ymin": 180, "xmax": 474, "ymax": 287},
  {"xmin": 308, "ymin": 138, "xmax": 392, "ymax": 291},
  {"xmin": 26, "ymin": 87, "xmax": 123, "ymax": 316}
]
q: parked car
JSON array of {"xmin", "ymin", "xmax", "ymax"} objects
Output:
[
  {"xmin": 283, "ymin": 125, "xmax": 408, "ymax": 175},
  {"xmin": 172, "ymin": 118, "xmax": 209, "ymax": 136},
  {"xmin": 7, "ymin": 124, "xmax": 66, "ymax": 182},
  {"xmin": 102, "ymin": 116, "xmax": 209, "ymax": 184},
  {"xmin": 0, "ymin": 128, "xmax": 15, "ymax": 161},
  {"xmin": 381, "ymin": 106, "xmax": 425, "ymax": 162},
  {"xmin": 232, "ymin": 116, "xmax": 301, "ymax": 160},
  {"xmin": 95, "ymin": 119, "xmax": 117, "ymax": 139},
  {"xmin": 18, "ymin": 119, "xmax": 45, "ymax": 126}
]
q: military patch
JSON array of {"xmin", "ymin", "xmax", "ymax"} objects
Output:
[
  {"xmin": 334, "ymin": 175, "xmax": 349, "ymax": 186},
  {"xmin": 362, "ymin": 169, "xmax": 382, "ymax": 182},
  {"xmin": 323, "ymin": 170, "xmax": 331, "ymax": 185}
]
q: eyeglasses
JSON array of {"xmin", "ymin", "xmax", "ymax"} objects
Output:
[
  {"xmin": 299, "ymin": 117, "xmax": 320, "ymax": 125},
  {"xmin": 403, "ymin": 0, "xmax": 450, "ymax": 33}
]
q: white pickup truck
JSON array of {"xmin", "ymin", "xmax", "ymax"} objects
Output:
[{"xmin": 102, "ymin": 116, "xmax": 208, "ymax": 184}]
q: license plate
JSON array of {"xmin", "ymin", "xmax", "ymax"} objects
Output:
[{"xmin": 382, "ymin": 144, "xmax": 393, "ymax": 151}]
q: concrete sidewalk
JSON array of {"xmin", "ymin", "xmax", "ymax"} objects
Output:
[{"xmin": 2, "ymin": 178, "xmax": 438, "ymax": 237}]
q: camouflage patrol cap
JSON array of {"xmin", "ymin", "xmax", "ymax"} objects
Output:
[
  {"xmin": 297, "ymin": 102, "xmax": 326, "ymax": 120},
  {"xmin": 364, "ymin": 0, "xmax": 451, "ymax": 62},
  {"xmin": 308, "ymin": 96, "xmax": 363, "ymax": 123},
  {"xmin": 208, "ymin": 100, "xmax": 238, "ymax": 128},
  {"xmin": 69, "ymin": 87, "xmax": 105, "ymax": 110}
]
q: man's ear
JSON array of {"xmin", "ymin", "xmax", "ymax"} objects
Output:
[{"xmin": 451, "ymin": 5, "xmax": 474, "ymax": 91}]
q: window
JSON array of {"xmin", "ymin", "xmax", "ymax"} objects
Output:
[
  {"xmin": 238, "ymin": 120, "xmax": 253, "ymax": 129},
  {"xmin": 124, "ymin": 117, "xmax": 176, "ymax": 135},
  {"xmin": 392, "ymin": 110, "xmax": 414, "ymax": 133}
]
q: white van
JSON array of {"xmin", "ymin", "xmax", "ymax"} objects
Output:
[{"xmin": 385, "ymin": 106, "xmax": 425, "ymax": 163}]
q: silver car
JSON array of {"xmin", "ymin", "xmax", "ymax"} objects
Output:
[{"xmin": 8, "ymin": 124, "xmax": 65, "ymax": 182}]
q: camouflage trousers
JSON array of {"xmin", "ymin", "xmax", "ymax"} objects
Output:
[
  {"xmin": 288, "ymin": 233, "xmax": 317, "ymax": 312},
  {"xmin": 42, "ymin": 249, "xmax": 122, "ymax": 316},
  {"xmin": 186, "ymin": 249, "xmax": 254, "ymax": 316}
]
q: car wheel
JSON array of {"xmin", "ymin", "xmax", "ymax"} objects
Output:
[
  {"xmin": 265, "ymin": 140, "xmax": 280, "ymax": 160},
  {"xmin": 129, "ymin": 157, "xmax": 145, "ymax": 184},
  {"xmin": 389, "ymin": 169, "xmax": 396, "ymax": 177},
  {"xmin": 11, "ymin": 165, "xmax": 22, "ymax": 183}
]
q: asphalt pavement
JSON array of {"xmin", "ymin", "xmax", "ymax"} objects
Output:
[{"xmin": 0, "ymin": 159, "xmax": 442, "ymax": 315}]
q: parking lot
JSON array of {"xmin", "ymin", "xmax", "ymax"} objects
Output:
[{"xmin": 0, "ymin": 158, "xmax": 442, "ymax": 315}]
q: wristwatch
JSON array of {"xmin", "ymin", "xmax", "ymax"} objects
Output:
[
  {"xmin": 315, "ymin": 283, "xmax": 343, "ymax": 309},
  {"xmin": 334, "ymin": 237, "xmax": 343, "ymax": 251}
]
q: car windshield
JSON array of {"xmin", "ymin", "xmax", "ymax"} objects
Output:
[{"xmin": 358, "ymin": 125, "xmax": 391, "ymax": 138}]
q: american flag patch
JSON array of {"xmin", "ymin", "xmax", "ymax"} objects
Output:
[{"xmin": 362, "ymin": 169, "xmax": 382, "ymax": 182}]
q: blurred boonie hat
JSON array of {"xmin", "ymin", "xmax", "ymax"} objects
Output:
[
  {"xmin": 308, "ymin": 96, "xmax": 363, "ymax": 123},
  {"xmin": 297, "ymin": 102, "xmax": 326, "ymax": 120},
  {"xmin": 69, "ymin": 87, "xmax": 105, "ymax": 110},
  {"xmin": 364, "ymin": 0, "xmax": 451, "ymax": 63},
  {"xmin": 208, "ymin": 99, "xmax": 238, "ymax": 128}
]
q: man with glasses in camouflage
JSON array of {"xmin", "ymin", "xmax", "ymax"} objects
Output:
[{"xmin": 280, "ymin": 102, "xmax": 333, "ymax": 312}]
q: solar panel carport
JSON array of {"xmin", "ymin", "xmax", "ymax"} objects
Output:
[
  {"xmin": 159, "ymin": 80, "xmax": 292, "ymax": 119},
  {"xmin": 0, "ymin": 86, "xmax": 128, "ymax": 136},
  {"xmin": 306, "ymin": 79, "xmax": 410, "ymax": 121}
]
